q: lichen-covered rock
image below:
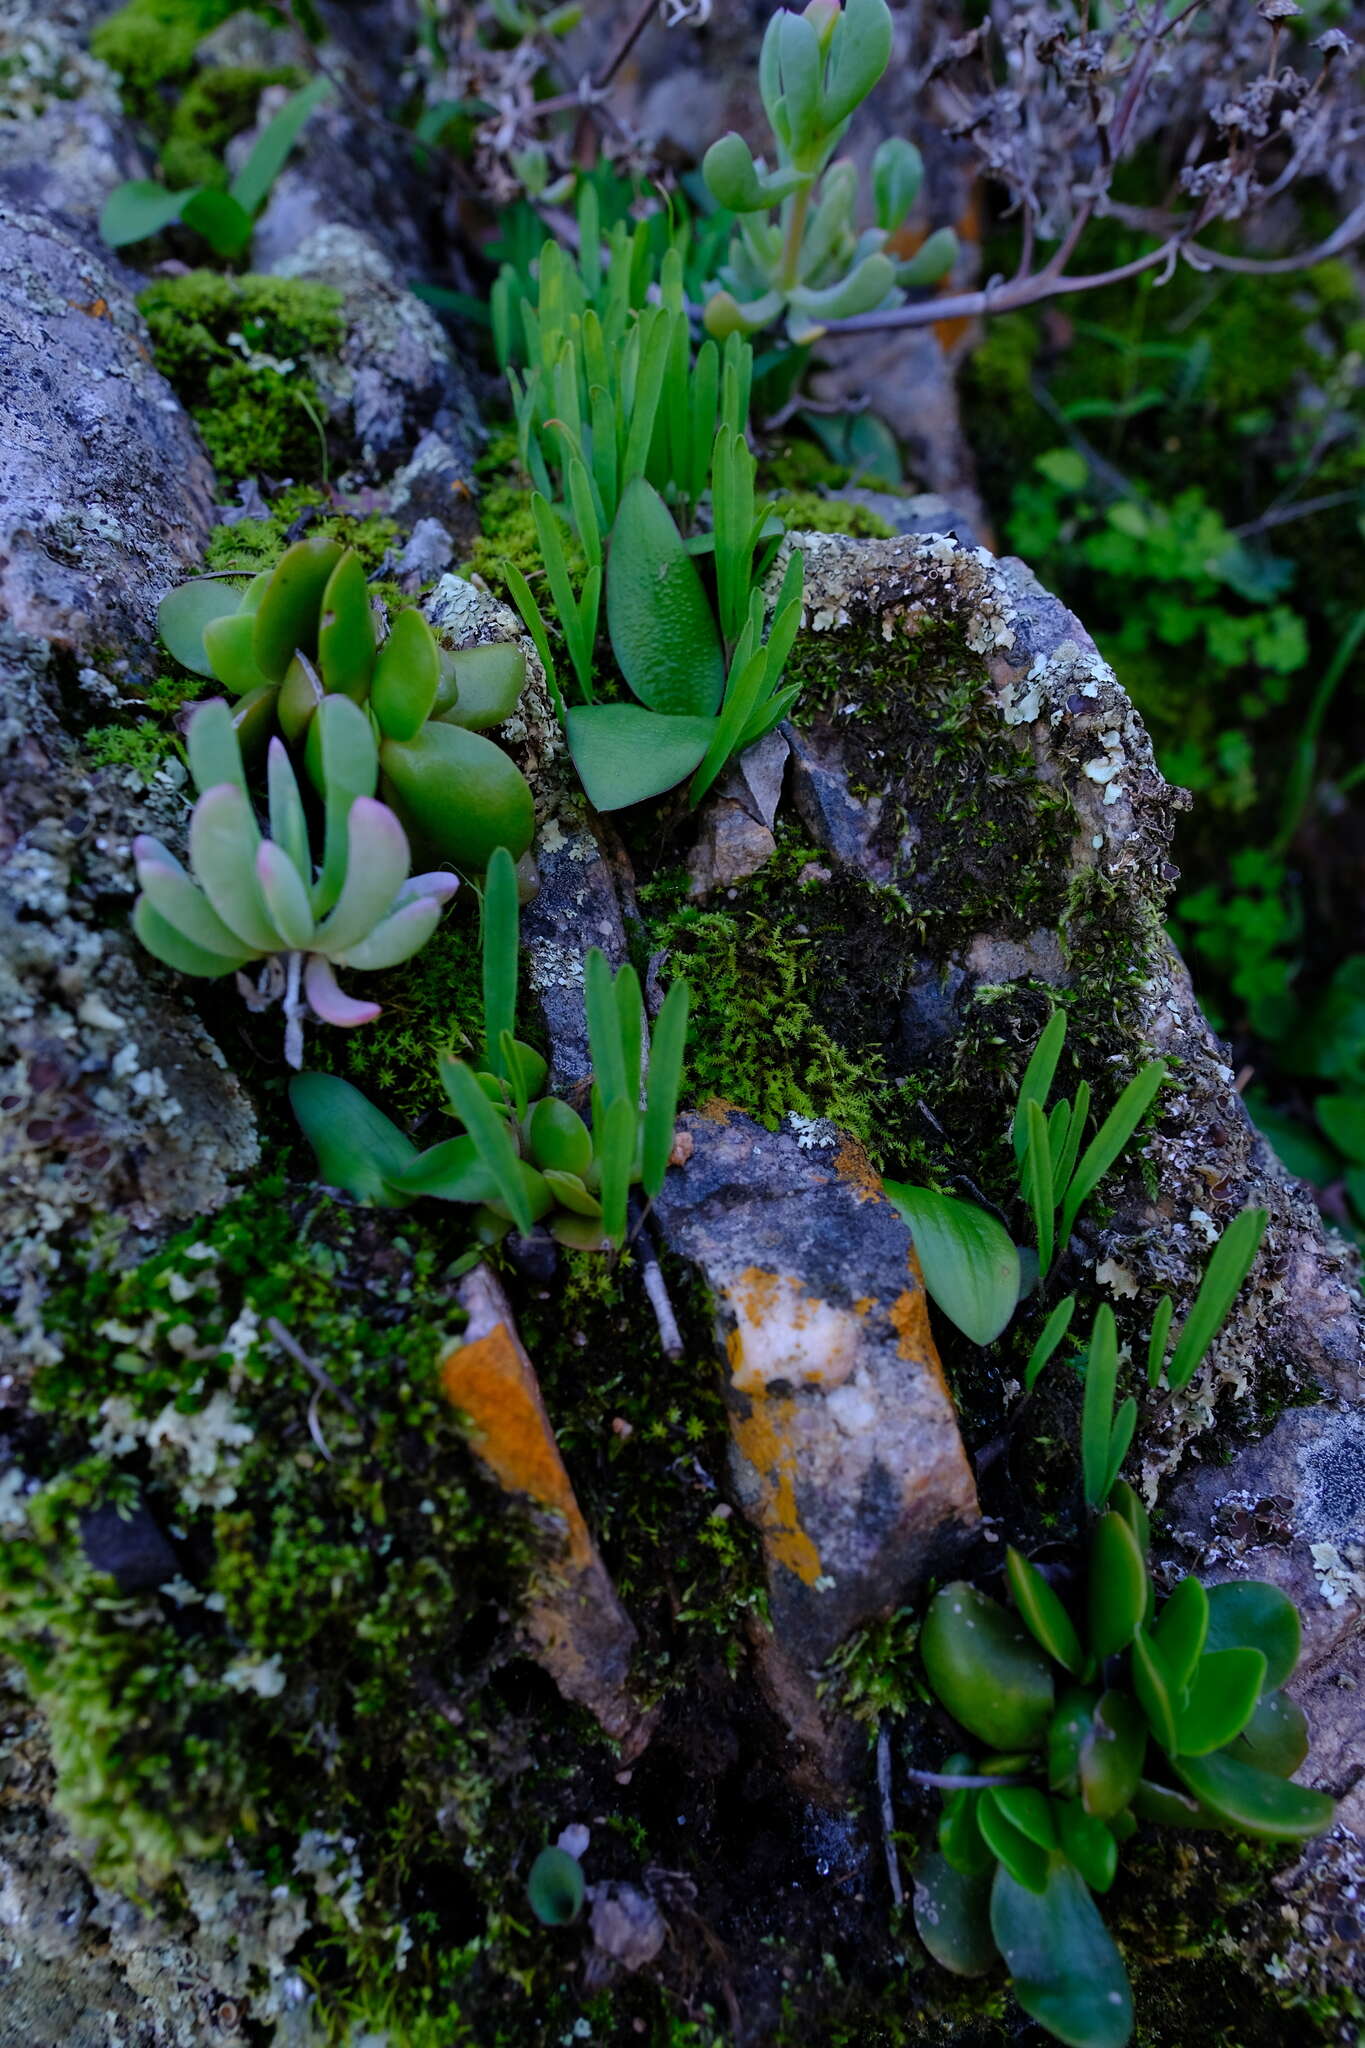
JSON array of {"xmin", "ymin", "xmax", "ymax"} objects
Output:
[
  {"xmin": 0, "ymin": 202, "xmax": 258, "ymax": 1371},
  {"xmin": 0, "ymin": 2, "xmax": 142, "ymax": 230},
  {"xmin": 652, "ymin": 1110, "xmax": 980, "ymax": 1683}
]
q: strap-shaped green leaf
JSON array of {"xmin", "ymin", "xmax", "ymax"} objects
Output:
[
  {"xmin": 229, "ymin": 75, "xmax": 331, "ymax": 218},
  {"xmin": 441, "ymin": 1059, "xmax": 534, "ymax": 1236},
  {"xmin": 1080, "ymin": 1305, "xmax": 1118, "ymax": 1512},
  {"xmin": 1087, "ymin": 1511, "xmax": 1147, "ymax": 1661},
  {"xmin": 1166, "ymin": 1207, "xmax": 1268, "ymax": 1390},
  {"xmin": 1058, "ymin": 1059, "xmax": 1166, "ymax": 1249},
  {"xmin": 642, "ymin": 979, "xmax": 689, "ymax": 1200},
  {"xmin": 481, "ymin": 846, "xmax": 520, "ymax": 1075},
  {"xmin": 1013, "ymin": 1010, "xmax": 1066, "ymax": 1162},
  {"xmin": 1024, "ymin": 1294, "xmax": 1076, "ymax": 1393},
  {"xmin": 1007, "ymin": 1548, "xmax": 1083, "ymax": 1676}
]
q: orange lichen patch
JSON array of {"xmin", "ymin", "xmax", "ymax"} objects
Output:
[
  {"xmin": 730, "ymin": 1390, "xmax": 823, "ymax": 1587},
  {"xmin": 441, "ymin": 1327, "xmax": 591, "ymax": 1569},
  {"xmin": 696, "ymin": 1096, "xmax": 739, "ymax": 1124},
  {"xmin": 833, "ymin": 1136, "xmax": 882, "ymax": 1204},
  {"xmin": 888, "ymin": 1287, "xmax": 933, "ymax": 1364},
  {"xmin": 724, "ymin": 1266, "xmax": 861, "ymax": 1393},
  {"xmin": 852, "ymin": 1296, "xmax": 875, "ymax": 1318}
]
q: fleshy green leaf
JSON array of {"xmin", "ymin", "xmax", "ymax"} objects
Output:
[
  {"xmin": 1203, "ymin": 1580, "xmax": 1300, "ymax": 1692},
  {"xmin": 642, "ymin": 978, "xmax": 689, "ymax": 1200},
  {"xmin": 920, "ymin": 1583, "xmax": 1055, "ymax": 1751},
  {"xmin": 289, "ymin": 1072, "xmax": 418, "ymax": 1207},
  {"xmin": 132, "ymin": 895, "xmax": 250, "ymax": 978},
  {"xmin": 1087, "ymin": 1512, "xmax": 1147, "ymax": 1661},
  {"xmin": 314, "ymin": 798, "xmax": 410, "ymax": 955},
  {"xmin": 380, "ymin": 721, "xmax": 535, "ymax": 868},
  {"xmin": 317, "ymin": 549, "xmax": 376, "ymax": 702},
  {"xmin": 202, "ymin": 609, "xmax": 270, "ymax": 697},
  {"xmin": 526, "ymin": 1846, "xmax": 584, "ymax": 1927},
  {"xmin": 989, "ymin": 1858, "xmax": 1134, "ymax": 2048},
  {"xmin": 526, "ymin": 1101, "xmax": 591, "ymax": 1178},
  {"xmin": 912, "ymin": 1850, "xmax": 997, "ymax": 1977},
  {"xmin": 253, "ymin": 536, "xmax": 345, "ymax": 684},
  {"xmin": 481, "ymin": 845, "xmax": 520, "ymax": 1074},
  {"xmin": 1055, "ymin": 1802, "xmax": 1117, "ymax": 1896},
  {"xmin": 372, "ymin": 608, "xmax": 441, "ymax": 743},
  {"xmin": 100, "ymin": 179, "xmax": 197, "ymax": 248},
  {"xmin": 1171, "ymin": 1752, "xmax": 1335, "ymax": 1841},
  {"xmin": 186, "ymin": 697, "xmax": 249, "ymax": 799},
  {"xmin": 161, "ymin": 579, "xmax": 247, "ymax": 678},
  {"xmin": 606, "ymin": 479, "xmax": 725, "ymax": 716},
  {"xmin": 1131, "ymin": 1629, "xmax": 1181, "ymax": 1755},
  {"xmin": 978, "ymin": 1792, "xmax": 1049, "ymax": 1895},
  {"xmin": 881, "ymin": 1182, "xmax": 1020, "ymax": 1347},
  {"xmin": 189, "ymin": 785, "xmax": 277, "ymax": 952},
  {"xmin": 1078, "ymin": 1691, "xmax": 1146, "ymax": 1822},
  {"xmin": 439, "ymin": 642, "xmax": 526, "ymax": 730},
  {"xmin": 390, "ymin": 1135, "xmax": 499, "ymax": 1205},
  {"xmin": 256, "ymin": 839, "xmax": 315, "ymax": 950},
  {"xmin": 1177, "ymin": 1648, "xmax": 1266, "ymax": 1757},
  {"xmin": 1229, "ymin": 1690, "xmax": 1310, "ymax": 1778},
  {"xmin": 1153, "ymin": 1577, "xmax": 1209, "ymax": 1695},
  {"xmin": 1007, "ymin": 1548, "xmax": 1083, "ymax": 1677},
  {"xmin": 565, "ymin": 703, "xmax": 718, "ymax": 811}
]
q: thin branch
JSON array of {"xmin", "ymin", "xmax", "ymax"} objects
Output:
[
  {"xmin": 903, "ymin": 1767, "xmax": 1033, "ymax": 1790},
  {"xmin": 595, "ymin": 0, "xmax": 661, "ymax": 91},
  {"xmin": 877, "ymin": 1722, "xmax": 904, "ymax": 1908}
]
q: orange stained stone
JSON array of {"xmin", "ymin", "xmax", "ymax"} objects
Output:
[
  {"xmin": 730, "ymin": 1388, "xmax": 824, "ymax": 1587},
  {"xmin": 833, "ymin": 1136, "xmax": 883, "ymax": 1203},
  {"xmin": 440, "ymin": 1326, "xmax": 591, "ymax": 1568}
]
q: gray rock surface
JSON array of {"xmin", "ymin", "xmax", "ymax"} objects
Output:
[
  {"xmin": 0, "ymin": 201, "xmax": 258, "ymax": 1373},
  {"xmin": 0, "ymin": 4, "xmax": 142, "ymax": 231}
]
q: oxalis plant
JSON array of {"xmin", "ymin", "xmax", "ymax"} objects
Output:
[
  {"xmin": 158, "ymin": 537, "xmax": 535, "ymax": 873},
  {"xmin": 912, "ymin": 1436, "xmax": 1336, "ymax": 2046},
  {"xmin": 101, "ymin": 77, "xmax": 331, "ymax": 263},
  {"xmin": 492, "ymin": 198, "xmax": 807, "ymax": 810},
  {"xmin": 290, "ymin": 847, "xmax": 689, "ymax": 1251},
  {"xmin": 701, "ymin": 0, "xmax": 957, "ymax": 344},
  {"xmin": 132, "ymin": 699, "xmax": 457, "ymax": 1068}
]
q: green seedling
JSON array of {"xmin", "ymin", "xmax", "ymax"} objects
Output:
[
  {"xmin": 158, "ymin": 541, "xmax": 534, "ymax": 872},
  {"xmin": 701, "ymin": 0, "xmax": 957, "ymax": 344},
  {"xmin": 915, "ymin": 1499, "xmax": 1334, "ymax": 2047},
  {"xmin": 132, "ymin": 698, "xmax": 457, "ymax": 1067},
  {"xmin": 100, "ymin": 76, "xmax": 331, "ymax": 262},
  {"xmin": 290, "ymin": 847, "xmax": 690, "ymax": 1247}
]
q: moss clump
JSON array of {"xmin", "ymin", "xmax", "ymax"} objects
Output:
[
  {"xmin": 203, "ymin": 483, "xmax": 399, "ymax": 581},
  {"xmin": 91, "ymin": 0, "xmax": 248, "ymax": 128},
  {"xmin": 139, "ymin": 271, "xmax": 345, "ymax": 486},
  {"xmin": 83, "ymin": 721, "xmax": 175, "ymax": 783},
  {"xmin": 776, "ymin": 490, "xmax": 896, "ymax": 539},
  {"xmin": 158, "ymin": 62, "xmax": 302, "ymax": 190}
]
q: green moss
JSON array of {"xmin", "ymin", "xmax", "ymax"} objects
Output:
[
  {"xmin": 764, "ymin": 434, "xmax": 857, "ymax": 493},
  {"xmin": 159, "ymin": 62, "xmax": 302, "ymax": 190},
  {"xmin": 304, "ymin": 914, "xmax": 486, "ymax": 1126},
  {"xmin": 83, "ymin": 721, "xmax": 177, "ymax": 782},
  {"xmin": 202, "ymin": 484, "xmax": 399, "ymax": 581},
  {"xmin": 91, "ymin": 0, "xmax": 248, "ymax": 129},
  {"xmin": 775, "ymin": 489, "xmax": 896, "ymax": 539},
  {"xmin": 139, "ymin": 271, "xmax": 345, "ymax": 487}
]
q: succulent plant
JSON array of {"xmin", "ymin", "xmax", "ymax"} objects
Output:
[
  {"xmin": 290, "ymin": 847, "xmax": 690, "ymax": 1249},
  {"xmin": 913, "ymin": 1487, "xmax": 1335, "ymax": 2047},
  {"xmin": 701, "ymin": 0, "xmax": 958, "ymax": 345},
  {"xmin": 157, "ymin": 538, "xmax": 535, "ymax": 873},
  {"xmin": 132, "ymin": 697, "xmax": 458, "ymax": 1068}
]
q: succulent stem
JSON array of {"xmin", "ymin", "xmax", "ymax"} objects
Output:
[{"xmin": 284, "ymin": 949, "xmax": 305, "ymax": 1071}]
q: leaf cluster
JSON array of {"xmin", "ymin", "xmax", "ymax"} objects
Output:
[
  {"xmin": 99, "ymin": 76, "xmax": 330, "ymax": 262},
  {"xmin": 701, "ymin": 0, "xmax": 956, "ymax": 344},
  {"xmin": 159, "ymin": 536, "xmax": 534, "ymax": 872},
  {"xmin": 290, "ymin": 847, "xmax": 689, "ymax": 1252},
  {"xmin": 915, "ymin": 1491, "xmax": 1334, "ymax": 2047},
  {"xmin": 133, "ymin": 699, "xmax": 457, "ymax": 1063}
]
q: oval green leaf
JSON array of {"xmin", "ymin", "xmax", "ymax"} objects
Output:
[
  {"xmin": 159, "ymin": 577, "xmax": 246, "ymax": 677},
  {"xmin": 1177, "ymin": 1647, "xmax": 1266, "ymax": 1758},
  {"xmin": 566, "ymin": 703, "xmax": 718, "ymax": 812},
  {"xmin": 921, "ymin": 1583, "xmax": 1055, "ymax": 1752},
  {"xmin": 990, "ymin": 1858, "xmax": 1134, "ymax": 2048},
  {"xmin": 606, "ymin": 477, "xmax": 725, "ymax": 716},
  {"xmin": 912, "ymin": 1850, "xmax": 998, "ymax": 1978},
  {"xmin": 380, "ymin": 722, "xmax": 535, "ymax": 868},
  {"xmin": 1087, "ymin": 1512, "xmax": 1148, "ymax": 1661},
  {"xmin": 881, "ymin": 1181, "xmax": 1021, "ymax": 1347},
  {"xmin": 253, "ymin": 536, "xmax": 345, "ymax": 684},
  {"xmin": 372, "ymin": 607, "xmax": 440, "ymax": 742},
  {"xmin": 1203, "ymin": 1580, "xmax": 1300, "ymax": 1692},
  {"xmin": 1007, "ymin": 1547, "xmax": 1083, "ymax": 1677},
  {"xmin": 1171, "ymin": 1751, "xmax": 1335, "ymax": 1841}
]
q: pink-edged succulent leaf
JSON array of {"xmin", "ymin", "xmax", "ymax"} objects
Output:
[
  {"xmin": 303, "ymin": 953, "xmax": 382, "ymax": 1028},
  {"xmin": 256, "ymin": 840, "xmax": 316, "ymax": 951},
  {"xmin": 189, "ymin": 783, "xmax": 279, "ymax": 953},
  {"xmin": 267, "ymin": 738, "xmax": 312, "ymax": 886},
  {"xmin": 134, "ymin": 834, "xmax": 258, "ymax": 961},
  {"xmin": 391, "ymin": 870, "xmax": 460, "ymax": 910},
  {"xmin": 133, "ymin": 896, "xmax": 253, "ymax": 978},
  {"xmin": 314, "ymin": 796, "xmax": 411, "ymax": 955},
  {"xmin": 335, "ymin": 894, "xmax": 445, "ymax": 972}
]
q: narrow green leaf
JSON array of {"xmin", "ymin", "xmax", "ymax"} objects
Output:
[
  {"xmin": 1054, "ymin": 1079, "xmax": 1089, "ymax": 1195},
  {"xmin": 614, "ymin": 963, "xmax": 644, "ymax": 1113},
  {"xmin": 584, "ymin": 947, "xmax": 626, "ymax": 1106},
  {"xmin": 481, "ymin": 846, "xmax": 520, "ymax": 1075},
  {"xmin": 642, "ymin": 978, "xmax": 689, "ymax": 1199},
  {"xmin": 1024, "ymin": 1098, "xmax": 1055, "ymax": 1275},
  {"xmin": 1145, "ymin": 1293, "xmax": 1174, "ymax": 1389},
  {"xmin": 1080, "ymin": 1305, "xmax": 1118, "ymax": 1513},
  {"xmin": 881, "ymin": 1182, "xmax": 1021, "ymax": 1348},
  {"xmin": 597, "ymin": 1093, "xmax": 637, "ymax": 1247},
  {"xmin": 1013, "ymin": 1010, "xmax": 1066, "ymax": 1162},
  {"xmin": 1024, "ymin": 1294, "xmax": 1076, "ymax": 1393},
  {"xmin": 1059, "ymin": 1060, "xmax": 1167, "ymax": 1249},
  {"xmin": 1087, "ymin": 1511, "xmax": 1147, "ymax": 1660},
  {"xmin": 228, "ymin": 75, "xmax": 331, "ymax": 218},
  {"xmin": 441, "ymin": 1059, "xmax": 534, "ymax": 1235},
  {"xmin": 1166, "ymin": 1208, "xmax": 1268, "ymax": 1391},
  {"xmin": 1007, "ymin": 1548, "xmax": 1083, "ymax": 1676},
  {"xmin": 1103, "ymin": 1395, "xmax": 1137, "ymax": 1502},
  {"xmin": 502, "ymin": 559, "xmax": 565, "ymax": 725}
]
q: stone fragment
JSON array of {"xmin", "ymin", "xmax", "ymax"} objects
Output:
[
  {"xmin": 521, "ymin": 818, "xmax": 632, "ymax": 1096},
  {"xmin": 652, "ymin": 1110, "xmax": 980, "ymax": 1675},
  {"xmin": 443, "ymin": 1265, "xmax": 654, "ymax": 1757},
  {"xmin": 588, "ymin": 1882, "xmax": 668, "ymax": 1972},
  {"xmin": 686, "ymin": 801, "xmax": 776, "ymax": 898}
]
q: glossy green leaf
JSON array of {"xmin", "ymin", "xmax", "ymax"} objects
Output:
[
  {"xmin": 159, "ymin": 578, "xmax": 245, "ymax": 678},
  {"xmin": 542, "ymin": 1170, "xmax": 603, "ymax": 1218},
  {"xmin": 606, "ymin": 478, "xmax": 725, "ymax": 716},
  {"xmin": 1171, "ymin": 1752, "xmax": 1335, "ymax": 1841},
  {"xmin": 912, "ymin": 1851, "xmax": 997, "ymax": 1977},
  {"xmin": 1228, "ymin": 1690, "xmax": 1310, "ymax": 1778},
  {"xmin": 990, "ymin": 1858, "xmax": 1134, "ymax": 2048},
  {"xmin": 1055, "ymin": 1802, "xmax": 1117, "ymax": 1895},
  {"xmin": 526, "ymin": 1845, "xmax": 584, "ymax": 1927},
  {"xmin": 1080, "ymin": 1305, "xmax": 1119, "ymax": 1513},
  {"xmin": 230, "ymin": 681, "xmax": 279, "ymax": 761},
  {"xmin": 1048, "ymin": 1689, "xmax": 1096, "ymax": 1802},
  {"xmin": 372, "ymin": 608, "xmax": 440, "ymax": 743},
  {"xmin": 1165, "ymin": 1207, "xmax": 1268, "ymax": 1390},
  {"xmin": 253, "ymin": 537, "xmax": 344, "ymax": 683},
  {"xmin": 921, "ymin": 1583, "xmax": 1055, "ymax": 1751},
  {"xmin": 439, "ymin": 642, "xmax": 526, "ymax": 730},
  {"xmin": 565, "ymin": 703, "xmax": 718, "ymax": 812},
  {"xmin": 202, "ymin": 609, "xmax": 270, "ymax": 697},
  {"xmin": 279, "ymin": 652, "xmax": 325, "ymax": 745},
  {"xmin": 597, "ymin": 1093, "xmax": 637, "ymax": 1247},
  {"xmin": 1153, "ymin": 1577, "xmax": 1209, "ymax": 1695},
  {"xmin": 317, "ymin": 550, "xmax": 375, "ymax": 702},
  {"xmin": 978, "ymin": 1792, "xmax": 1049, "ymax": 1894},
  {"xmin": 880, "ymin": 1182, "xmax": 1020, "ymax": 1347},
  {"xmin": 480, "ymin": 845, "xmax": 520, "ymax": 1073},
  {"xmin": 1024, "ymin": 1097, "xmax": 1055, "ymax": 1274},
  {"xmin": 1131, "ymin": 1629, "xmax": 1181, "ymax": 1755},
  {"xmin": 289, "ymin": 1072, "xmax": 418, "ymax": 1208},
  {"xmin": 1177, "ymin": 1648, "xmax": 1266, "ymax": 1757},
  {"xmin": 1013, "ymin": 1010, "xmax": 1066, "ymax": 1161},
  {"xmin": 380, "ymin": 721, "xmax": 535, "ymax": 869},
  {"xmin": 1108, "ymin": 1480, "xmax": 1150, "ymax": 1563},
  {"xmin": 1058, "ymin": 1059, "xmax": 1166, "ymax": 1249},
  {"xmin": 389, "ymin": 1135, "xmax": 498, "ymax": 1205},
  {"xmin": 1078, "ymin": 1691, "xmax": 1146, "ymax": 1821},
  {"xmin": 100, "ymin": 178, "xmax": 195, "ymax": 248},
  {"xmin": 1007, "ymin": 1548, "xmax": 1083, "ymax": 1677},
  {"xmin": 526, "ymin": 1098, "xmax": 593, "ymax": 1177},
  {"xmin": 939, "ymin": 1779, "xmax": 993, "ymax": 1878},
  {"xmin": 991, "ymin": 1786, "xmax": 1057, "ymax": 1852},
  {"xmin": 179, "ymin": 186, "xmax": 253, "ymax": 259},
  {"xmin": 1088, "ymin": 1512, "xmax": 1147, "ymax": 1661},
  {"xmin": 1204, "ymin": 1580, "xmax": 1300, "ymax": 1692}
]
